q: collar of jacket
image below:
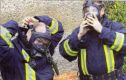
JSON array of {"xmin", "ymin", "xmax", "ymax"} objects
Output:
[{"xmin": 101, "ymin": 15, "xmax": 112, "ymax": 28}]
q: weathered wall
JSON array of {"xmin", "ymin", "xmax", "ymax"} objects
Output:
[{"xmin": 0, "ymin": 0, "xmax": 84, "ymax": 32}]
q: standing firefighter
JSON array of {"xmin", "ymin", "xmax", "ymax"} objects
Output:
[
  {"xmin": 59, "ymin": 0, "xmax": 126, "ymax": 80},
  {"xmin": 0, "ymin": 16, "xmax": 64, "ymax": 80},
  {"xmin": 22, "ymin": 16, "xmax": 64, "ymax": 79}
]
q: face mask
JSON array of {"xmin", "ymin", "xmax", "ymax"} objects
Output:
[
  {"xmin": 30, "ymin": 44, "xmax": 49, "ymax": 58},
  {"xmin": 85, "ymin": 5, "xmax": 101, "ymax": 20},
  {"xmin": 85, "ymin": 6, "xmax": 99, "ymax": 17},
  {"xmin": 84, "ymin": 1, "xmax": 104, "ymax": 21},
  {"xmin": 28, "ymin": 26, "xmax": 51, "ymax": 58}
]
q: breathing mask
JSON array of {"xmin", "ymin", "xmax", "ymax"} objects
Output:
[
  {"xmin": 83, "ymin": 0, "xmax": 104, "ymax": 21},
  {"xmin": 28, "ymin": 25, "xmax": 51, "ymax": 58}
]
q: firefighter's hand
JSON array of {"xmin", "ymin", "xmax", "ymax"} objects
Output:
[
  {"xmin": 22, "ymin": 16, "xmax": 39, "ymax": 27},
  {"xmin": 78, "ymin": 20, "xmax": 90, "ymax": 40},
  {"xmin": 86, "ymin": 14, "xmax": 103, "ymax": 33}
]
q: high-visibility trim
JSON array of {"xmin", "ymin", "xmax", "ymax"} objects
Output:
[
  {"xmin": 21, "ymin": 49, "xmax": 36, "ymax": 80},
  {"xmin": 81, "ymin": 49, "xmax": 89, "ymax": 75},
  {"xmin": 0, "ymin": 26, "xmax": 13, "ymax": 48},
  {"xmin": 111, "ymin": 32, "xmax": 125, "ymax": 51},
  {"xmin": 49, "ymin": 18, "xmax": 59, "ymax": 34},
  {"xmin": 103, "ymin": 45, "xmax": 115, "ymax": 73},
  {"xmin": 21, "ymin": 49, "xmax": 30, "ymax": 62},
  {"xmin": 63, "ymin": 39, "xmax": 78, "ymax": 56},
  {"xmin": 25, "ymin": 63, "xmax": 36, "ymax": 80}
]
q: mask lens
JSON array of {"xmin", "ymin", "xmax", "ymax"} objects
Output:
[
  {"xmin": 33, "ymin": 38, "xmax": 50, "ymax": 46},
  {"xmin": 89, "ymin": 6, "xmax": 98, "ymax": 16},
  {"xmin": 85, "ymin": 6, "xmax": 98, "ymax": 17}
]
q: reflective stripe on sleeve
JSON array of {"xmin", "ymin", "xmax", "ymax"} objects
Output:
[
  {"xmin": 49, "ymin": 18, "xmax": 59, "ymax": 34},
  {"xmin": 111, "ymin": 32, "xmax": 124, "ymax": 51},
  {"xmin": 0, "ymin": 26, "xmax": 13, "ymax": 48},
  {"xmin": 63, "ymin": 39, "xmax": 78, "ymax": 56}
]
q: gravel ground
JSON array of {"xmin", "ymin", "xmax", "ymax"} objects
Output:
[
  {"xmin": 53, "ymin": 34, "xmax": 78, "ymax": 73},
  {"xmin": 53, "ymin": 45, "xmax": 78, "ymax": 73}
]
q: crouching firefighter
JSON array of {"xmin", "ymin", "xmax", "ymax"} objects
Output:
[{"xmin": 59, "ymin": 0, "xmax": 126, "ymax": 80}]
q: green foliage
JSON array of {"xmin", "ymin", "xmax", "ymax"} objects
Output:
[{"xmin": 105, "ymin": 1, "xmax": 126, "ymax": 27}]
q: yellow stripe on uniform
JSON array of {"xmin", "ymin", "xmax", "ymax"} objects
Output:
[
  {"xmin": 21, "ymin": 49, "xmax": 30, "ymax": 62},
  {"xmin": 63, "ymin": 39, "xmax": 78, "ymax": 56},
  {"xmin": 0, "ymin": 26, "xmax": 13, "ymax": 48},
  {"xmin": 103, "ymin": 45, "xmax": 115, "ymax": 73},
  {"xmin": 25, "ymin": 63, "xmax": 36, "ymax": 80},
  {"xmin": 111, "ymin": 32, "xmax": 124, "ymax": 51},
  {"xmin": 49, "ymin": 18, "xmax": 59, "ymax": 35},
  {"xmin": 21, "ymin": 49, "xmax": 36, "ymax": 80},
  {"xmin": 81, "ymin": 49, "xmax": 89, "ymax": 75}
]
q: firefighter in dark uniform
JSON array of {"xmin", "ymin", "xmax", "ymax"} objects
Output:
[
  {"xmin": 22, "ymin": 16, "xmax": 64, "ymax": 80},
  {"xmin": 59, "ymin": 1, "xmax": 126, "ymax": 80},
  {"xmin": 0, "ymin": 15, "xmax": 64, "ymax": 80}
]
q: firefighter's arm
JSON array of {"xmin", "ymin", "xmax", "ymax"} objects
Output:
[
  {"xmin": 34, "ymin": 15, "xmax": 64, "ymax": 34},
  {"xmin": 0, "ymin": 20, "xmax": 19, "ymax": 47},
  {"xmin": 34, "ymin": 16, "xmax": 64, "ymax": 55},
  {"xmin": 99, "ymin": 22, "xmax": 126, "ymax": 53},
  {"xmin": 0, "ymin": 20, "xmax": 18, "ymax": 63},
  {"xmin": 49, "ymin": 21, "xmax": 64, "ymax": 55},
  {"xmin": 86, "ymin": 15, "xmax": 126, "ymax": 52},
  {"xmin": 0, "ymin": 25, "xmax": 14, "ymax": 63},
  {"xmin": 59, "ymin": 27, "xmax": 87, "ymax": 61},
  {"xmin": 2, "ymin": 20, "xmax": 19, "ymax": 36}
]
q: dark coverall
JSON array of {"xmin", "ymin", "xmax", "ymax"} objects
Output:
[
  {"xmin": 59, "ymin": 15, "xmax": 126, "ymax": 80},
  {"xmin": 0, "ymin": 16, "xmax": 64, "ymax": 80}
]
